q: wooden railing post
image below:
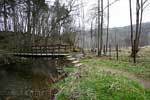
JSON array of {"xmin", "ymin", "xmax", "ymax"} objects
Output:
[
  {"xmin": 36, "ymin": 46, "xmax": 37, "ymax": 54},
  {"xmin": 116, "ymin": 44, "xmax": 119, "ymax": 60},
  {"xmin": 109, "ymin": 44, "xmax": 111, "ymax": 59},
  {"xmin": 65, "ymin": 45, "xmax": 67, "ymax": 52},
  {"xmin": 52, "ymin": 45, "xmax": 54, "ymax": 54},
  {"xmin": 40, "ymin": 46, "xmax": 42, "ymax": 55},
  {"xmin": 46, "ymin": 45, "xmax": 48, "ymax": 55},
  {"xmin": 58, "ymin": 44, "xmax": 60, "ymax": 54},
  {"xmin": 70, "ymin": 44, "xmax": 71, "ymax": 52}
]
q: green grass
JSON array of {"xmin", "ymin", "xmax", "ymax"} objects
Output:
[
  {"xmin": 53, "ymin": 48, "xmax": 150, "ymax": 99},
  {"xmin": 63, "ymin": 65, "xmax": 77, "ymax": 73},
  {"xmin": 81, "ymin": 58, "xmax": 150, "ymax": 80},
  {"xmin": 53, "ymin": 61, "xmax": 150, "ymax": 100}
]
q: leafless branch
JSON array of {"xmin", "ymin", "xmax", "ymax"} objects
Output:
[
  {"xmin": 143, "ymin": 0, "xmax": 149, "ymax": 5},
  {"xmin": 103, "ymin": 0, "xmax": 120, "ymax": 10},
  {"xmin": 143, "ymin": 2, "xmax": 150, "ymax": 9},
  {"xmin": 89, "ymin": 0, "xmax": 120, "ymax": 20}
]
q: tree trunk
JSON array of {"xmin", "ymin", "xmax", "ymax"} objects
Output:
[
  {"xmin": 100, "ymin": 0, "xmax": 104, "ymax": 56},
  {"xmin": 97, "ymin": 0, "xmax": 100, "ymax": 56},
  {"xmin": 26, "ymin": 0, "xmax": 32, "ymax": 46},
  {"xmin": 106, "ymin": 0, "xmax": 109, "ymax": 55},
  {"xmin": 12, "ymin": 8, "xmax": 17, "ymax": 32},
  {"xmin": 27, "ymin": 0, "xmax": 31, "ymax": 34},
  {"xmin": 3, "ymin": 0, "xmax": 7, "ymax": 31},
  {"xmin": 129, "ymin": 0, "xmax": 134, "ymax": 56},
  {"xmin": 132, "ymin": 0, "xmax": 140, "ymax": 63},
  {"xmin": 90, "ymin": 21, "xmax": 93, "ymax": 52},
  {"xmin": 137, "ymin": 0, "xmax": 143, "ymax": 48}
]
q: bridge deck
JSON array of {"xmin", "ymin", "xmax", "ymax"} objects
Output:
[
  {"xmin": 13, "ymin": 44, "xmax": 72, "ymax": 58},
  {"xmin": 13, "ymin": 53, "xmax": 69, "ymax": 58}
]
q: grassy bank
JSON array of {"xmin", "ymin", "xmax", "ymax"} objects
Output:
[
  {"xmin": 81, "ymin": 57, "xmax": 150, "ymax": 80},
  {"xmin": 53, "ymin": 58, "xmax": 150, "ymax": 100}
]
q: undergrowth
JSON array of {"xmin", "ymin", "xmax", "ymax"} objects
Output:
[
  {"xmin": 81, "ymin": 58, "xmax": 150, "ymax": 80},
  {"xmin": 53, "ymin": 60, "xmax": 150, "ymax": 100}
]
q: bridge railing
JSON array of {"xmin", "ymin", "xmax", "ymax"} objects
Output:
[{"xmin": 14, "ymin": 44, "xmax": 72, "ymax": 54}]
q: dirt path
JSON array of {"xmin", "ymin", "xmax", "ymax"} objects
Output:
[{"xmin": 99, "ymin": 67, "xmax": 150, "ymax": 89}]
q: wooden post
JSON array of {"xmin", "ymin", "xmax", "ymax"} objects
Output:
[
  {"xmin": 70, "ymin": 44, "xmax": 71, "ymax": 52},
  {"xmin": 47, "ymin": 46, "xmax": 49, "ymax": 54},
  {"xmin": 45, "ymin": 45, "xmax": 47, "ymax": 55},
  {"xmin": 52, "ymin": 46, "xmax": 54, "ymax": 55},
  {"xmin": 103, "ymin": 45, "xmax": 106, "ymax": 56},
  {"xmin": 31, "ymin": 46, "xmax": 32, "ymax": 54},
  {"xmin": 109, "ymin": 44, "xmax": 111, "ymax": 59},
  {"xmin": 40, "ymin": 46, "xmax": 42, "ymax": 55},
  {"xmin": 116, "ymin": 44, "xmax": 119, "ymax": 60},
  {"xmin": 65, "ymin": 45, "xmax": 67, "ymax": 52},
  {"xmin": 133, "ymin": 40, "xmax": 137, "ymax": 63},
  {"xmin": 59, "ymin": 44, "xmax": 60, "ymax": 54},
  {"xmin": 36, "ymin": 46, "xmax": 38, "ymax": 54}
]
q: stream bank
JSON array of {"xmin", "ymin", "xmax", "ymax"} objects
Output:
[{"xmin": 0, "ymin": 57, "xmax": 71, "ymax": 100}]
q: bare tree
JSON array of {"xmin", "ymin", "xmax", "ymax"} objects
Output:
[
  {"xmin": 129, "ymin": 0, "xmax": 149, "ymax": 63},
  {"xmin": 90, "ymin": 20, "xmax": 93, "ymax": 51},
  {"xmin": 129, "ymin": 0, "xmax": 134, "ymax": 56},
  {"xmin": 97, "ymin": 0, "xmax": 100, "ymax": 56},
  {"xmin": 105, "ymin": 0, "xmax": 110, "ymax": 55},
  {"xmin": 80, "ymin": 0, "xmax": 85, "ymax": 49},
  {"xmin": 3, "ymin": 0, "xmax": 8, "ymax": 31},
  {"xmin": 99, "ymin": 0, "xmax": 104, "ymax": 56}
]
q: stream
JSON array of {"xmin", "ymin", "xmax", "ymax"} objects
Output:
[{"xmin": 0, "ymin": 57, "xmax": 69, "ymax": 100}]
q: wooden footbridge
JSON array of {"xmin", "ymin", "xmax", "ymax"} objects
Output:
[{"xmin": 12, "ymin": 44, "xmax": 72, "ymax": 58}]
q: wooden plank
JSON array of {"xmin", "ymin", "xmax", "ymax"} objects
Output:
[
  {"xmin": 15, "ymin": 44, "xmax": 71, "ymax": 54},
  {"xmin": 12, "ymin": 53, "xmax": 69, "ymax": 58}
]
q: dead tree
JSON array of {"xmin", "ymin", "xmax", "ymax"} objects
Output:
[
  {"xmin": 129, "ymin": 0, "xmax": 149, "ymax": 63},
  {"xmin": 106, "ymin": 0, "xmax": 110, "ymax": 55},
  {"xmin": 100, "ymin": 0, "xmax": 104, "ymax": 56},
  {"xmin": 97, "ymin": 0, "xmax": 100, "ymax": 56}
]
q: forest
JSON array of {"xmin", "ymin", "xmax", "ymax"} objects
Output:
[{"xmin": 0, "ymin": 0, "xmax": 150, "ymax": 100}]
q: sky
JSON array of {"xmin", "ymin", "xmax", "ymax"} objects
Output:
[
  {"xmin": 47, "ymin": 0, "xmax": 150, "ymax": 28},
  {"xmin": 83, "ymin": 0, "xmax": 150, "ymax": 28}
]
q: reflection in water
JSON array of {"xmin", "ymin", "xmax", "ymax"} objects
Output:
[{"xmin": 0, "ymin": 58, "xmax": 68, "ymax": 100}]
